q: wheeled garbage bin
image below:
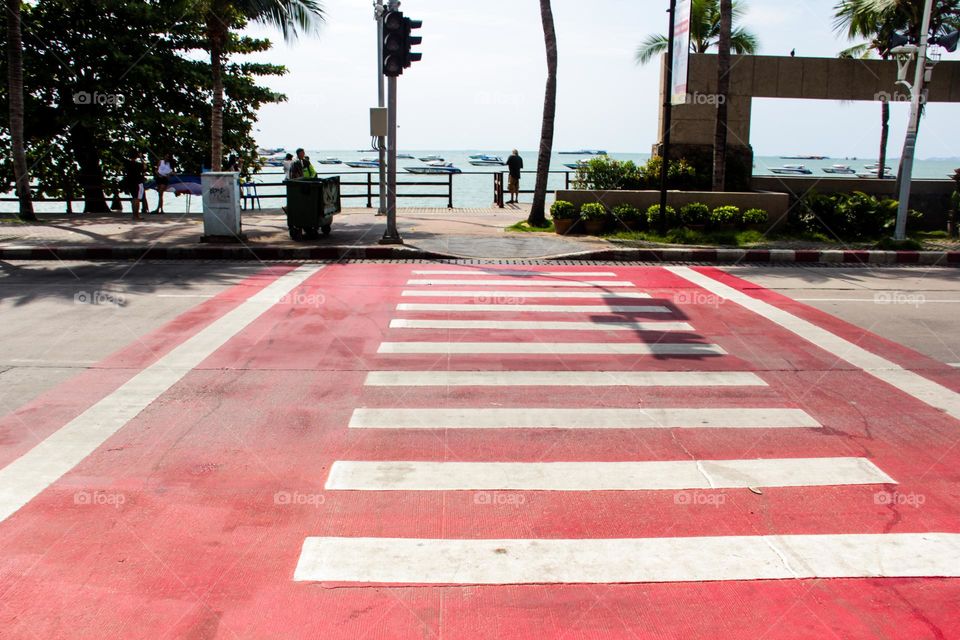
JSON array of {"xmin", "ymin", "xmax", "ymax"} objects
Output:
[{"xmin": 284, "ymin": 177, "xmax": 342, "ymax": 240}]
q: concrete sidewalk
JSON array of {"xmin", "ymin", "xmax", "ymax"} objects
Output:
[{"xmin": 1, "ymin": 207, "xmax": 958, "ymax": 264}]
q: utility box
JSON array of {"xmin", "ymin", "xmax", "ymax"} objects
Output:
[
  {"xmin": 201, "ymin": 172, "xmax": 246, "ymax": 242},
  {"xmin": 370, "ymin": 107, "xmax": 388, "ymax": 137}
]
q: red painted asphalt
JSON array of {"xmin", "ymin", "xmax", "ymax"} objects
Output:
[{"xmin": 1, "ymin": 265, "xmax": 959, "ymax": 639}]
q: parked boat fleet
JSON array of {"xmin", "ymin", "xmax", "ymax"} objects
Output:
[{"xmin": 768, "ymin": 162, "xmax": 896, "ymax": 178}]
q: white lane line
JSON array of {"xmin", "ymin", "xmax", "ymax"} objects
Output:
[
  {"xmin": 671, "ymin": 267, "xmax": 960, "ymax": 422},
  {"xmin": 0, "ymin": 266, "xmax": 323, "ymax": 524},
  {"xmin": 795, "ymin": 298, "xmax": 960, "ymax": 303},
  {"xmin": 948, "ymin": 363, "xmax": 960, "ymax": 368},
  {"xmin": 401, "ymin": 291, "xmax": 652, "ymax": 299},
  {"xmin": 294, "ymin": 533, "xmax": 960, "ymax": 584},
  {"xmin": 389, "ymin": 319, "xmax": 693, "ymax": 332},
  {"xmin": 378, "ymin": 342, "xmax": 726, "ymax": 356},
  {"xmin": 364, "ymin": 371, "xmax": 767, "ymax": 387},
  {"xmin": 406, "ymin": 280, "xmax": 636, "ymax": 287},
  {"xmin": 396, "ymin": 303, "xmax": 671, "ymax": 313},
  {"xmin": 325, "ymin": 457, "xmax": 892, "ymax": 491},
  {"xmin": 411, "ymin": 271, "xmax": 618, "ymax": 277},
  {"xmin": 348, "ymin": 407, "xmax": 820, "ymax": 429}
]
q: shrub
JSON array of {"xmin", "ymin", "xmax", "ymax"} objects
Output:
[
  {"xmin": 742, "ymin": 208, "xmax": 769, "ymax": 226},
  {"xmin": 646, "ymin": 203, "xmax": 678, "ymax": 228},
  {"xmin": 573, "ymin": 156, "xmax": 642, "ymax": 190},
  {"xmin": 612, "ymin": 204, "xmax": 642, "ymax": 221},
  {"xmin": 680, "ymin": 202, "xmax": 710, "ymax": 226},
  {"xmin": 550, "ymin": 200, "xmax": 578, "ymax": 220},
  {"xmin": 792, "ymin": 191, "xmax": 919, "ymax": 240},
  {"xmin": 579, "ymin": 202, "xmax": 608, "ymax": 221},
  {"xmin": 637, "ymin": 156, "xmax": 702, "ymax": 190},
  {"xmin": 711, "ymin": 205, "xmax": 742, "ymax": 227}
]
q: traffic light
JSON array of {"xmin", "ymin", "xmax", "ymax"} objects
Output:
[
  {"xmin": 382, "ymin": 10, "xmax": 405, "ymax": 77},
  {"xmin": 403, "ymin": 17, "xmax": 423, "ymax": 69}
]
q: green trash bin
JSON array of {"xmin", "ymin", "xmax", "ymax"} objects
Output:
[{"xmin": 284, "ymin": 177, "xmax": 341, "ymax": 240}]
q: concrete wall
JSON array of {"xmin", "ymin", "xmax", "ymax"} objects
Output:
[{"xmin": 555, "ymin": 190, "xmax": 792, "ymax": 231}]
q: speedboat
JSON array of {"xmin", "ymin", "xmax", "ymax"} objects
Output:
[
  {"xmin": 345, "ymin": 160, "xmax": 380, "ymax": 168},
  {"xmin": 259, "ymin": 152, "xmax": 287, "ymax": 167},
  {"xmin": 822, "ymin": 164, "xmax": 856, "ymax": 174},
  {"xmin": 398, "ymin": 153, "xmax": 415, "ymax": 159},
  {"xmin": 406, "ymin": 163, "xmax": 462, "ymax": 175},
  {"xmin": 419, "ymin": 155, "xmax": 444, "ymax": 162},
  {"xmin": 864, "ymin": 163, "xmax": 893, "ymax": 172},
  {"xmin": 769, "ymin": 164, "xmax": 813, "ymax": 175},
  {"xmin": 317, "ymin": 157, "xmax": 342, "ymax": 165},
  {"xmin": 469, "ymin": 155, "xmax": 505, "ymax": 166},
  {"xmin": 564, "ymin": 159, "xmax": 591, "ymax": 170},
  {"xmin": 559, "ymin": 150, "xmax": 607, "ymax": 155}
]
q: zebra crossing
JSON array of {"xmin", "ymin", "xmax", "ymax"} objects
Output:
[{"xmin": 294, "ymin": 267, "xmax": 956, "ymax": 585}]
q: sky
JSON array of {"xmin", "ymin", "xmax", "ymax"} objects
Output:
[{"xmin": 243, "ymin": 0, "xmax": 960, "ymax": 159}]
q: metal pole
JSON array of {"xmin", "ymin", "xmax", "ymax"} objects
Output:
[
  {"xmin": 659, "ymin": 0, "xmax": 677, "ymax": 234},
  {"xmin": 893, "ymin": 0, "xmax": 934, "ymax": 241},
  {"xmin": 380, "ymin": 74, "xmax": 402, "ymax": 244},
  {"xmin": 375, "ymin": 1, "xmax": 387, "ymax": 215}
]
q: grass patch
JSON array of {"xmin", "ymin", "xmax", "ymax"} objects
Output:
[
  {"xmin": 874, "ymin": 237, "xmax": 924, "ymax": 251},
  {"xmin": 506, "ymin": 220, "xmax": 554, "ymax": 233},
  {"xmin": 0, "ymin": 217, "xmax": 28, "ymax": 224}
]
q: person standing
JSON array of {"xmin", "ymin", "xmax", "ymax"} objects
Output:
[
  {"xmin": 121, "ymin": 151, "xmax": 146, "ymax": 220},
  {"xmin": 154, "ymin": 153, "xmax": 176, "ymax": 214},
  {"xmin": 506, "ymin": 149, "xmax": 523, "ymax": 204},
  {"xmin": 282, "ymin": 153, "xmax": 294, "ymax": 180},
  {"xmin": 289, "ymin": 148, "xmax": 306, "ymax": 180}
]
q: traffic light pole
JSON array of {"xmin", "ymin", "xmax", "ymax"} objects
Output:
[{"xmin": 379, "ymin": 74, "xmax": 402, "ymax": 244}]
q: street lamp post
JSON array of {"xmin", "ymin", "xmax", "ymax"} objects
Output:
[
  {"xmin": 892, "ymin": 0, "xmax": 934, "ymax": 241},
  {"xmin": 658, "ymin": 0, "xmax": 678, "ymax": 234},
  {"xmin": 373, "ymin": 1, "xmax": 387, "ymax": 216}
]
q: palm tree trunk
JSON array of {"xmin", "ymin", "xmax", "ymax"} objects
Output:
[
  {"xmin": 529, "ymin": 0, "xmax": 558, "ymax": 227},
  {"xmin": 878, "ymin": 97, "xmax": 889, "ymax": 179},
  {"xmin": 208, "ymin": 17, "xmax": 226, "ymax": 173},
  {"xmin": 7, "ymin": 0, "xmax": 35, "ymax": 221},
  {"xmin": 712, "ymin": 0, "xmax": 732, "ymax": 192}
]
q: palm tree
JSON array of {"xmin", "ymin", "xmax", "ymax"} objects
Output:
[
  {"xmin": 713, "ymin": 0, "xmax": 732, "ymax": 192},
  {"xmin": 834, "ymin": 0, "xmax": 959, "ymax": 180},
  {"xmin": 528, "ymin": 0, "xmax": 557, "ymax": 228},
  {"xmin": 6, "ymin": 0, "xmax": 35, "ymax": 221},
  {"xmin": 204, "ymin": 0, "xmax": 324, "ymax": 172},
  {"xmin": 635, "ymin": 0, "xmax": 758, "ymax": 65}
]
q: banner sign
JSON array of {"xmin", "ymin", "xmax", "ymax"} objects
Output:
[{"xmin": 671, "ymin": 0, "xmax": 692, "ymax": 105}]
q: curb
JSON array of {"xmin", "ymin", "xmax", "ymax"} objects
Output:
[{"xmin": 1, "ymin": 244, "xmax": 958, "ymax": 265}]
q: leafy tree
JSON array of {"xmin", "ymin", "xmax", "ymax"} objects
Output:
[
  {"xmin": 529, "ymin": 0, "xmax": 557, "ymax": 228},
  {"xmin": 635, "ymin": 0, "xmax": 759, "ymax": 65},
  {"xmin": 201, "ymin": 0, "xmax": 323, "ymax": 171},
  {"xmin": 0, "ymin": 0, "xmax": 286, "ymax": 213}
]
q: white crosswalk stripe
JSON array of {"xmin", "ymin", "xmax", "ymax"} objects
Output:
[
  {"xmin": 388, "ymin": 319, "xmax": 693, "ymax": 331},
  {"xmin": 348, "ymin": 407, "xmax": 821, "ymax": 430},
  {"xmin": 406, "ymin": 279, "xmax": 636, "ymax": 287},
  {"xmin": 364, "ymin": 371, "xmax": 766, "ymax": 387},
  {"xmin": 396, "ymin": 303, "xmax": 672, "ymax": 313},
  {"xmin": 378, "ymin": 342, "xmax": 726, "ymax": 355},
  {"xmin": 401, "ymin": 290, "xmax": 652, "ymax": 298},
  {"xmin": 410, "ymin": 271, "xmax": 619, "ymax": 277},
  {"xmin": 325, "ymin": 458, "xmax": 893, "ymax": 491},
  {"xmin": 295, "ymin": 534, "xmax": 960, "ymax": 584}
]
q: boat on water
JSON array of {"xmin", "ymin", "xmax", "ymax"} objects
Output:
[
  {"xmin": 397, "ymin": 153, "xmax": 415, "ymax": 159},
  {"xmin": 257, "ymin": 147, "xmax": 285, "ymax": 156},
  {"xmin": 405, "ymin": 163, "xmax": 462, "ymax": 175},
  {"xmin": 559, "ymin": 149, "xmax": 607, "ymax": 155},
  {"xmin": 259, "ymin": 152, "xmax": 287, "ymax": 167},
  {"xmin": 822, "ymin": 164, "xmax": 856, "ymax": 174},
  {"xmin": 469, "ymin": 155, "xmax": 505, "ymax": 166},
  {"xmin": 563, "ymin": 159, "xmax": 591, "ymax": 170},
  {"xmin": 769, "ymin": 164, "xmax": 813, "ymax": 175},
  {"xmin": 317, "ymin": 157, "xmax": 342, "ymax": 165},
  {"xmin": 864, "ymin": 164, "xmax": 893, "ymax": 172},
  {"xmin": 345, "ymin": 160, "xmax": 380, "ymax": 168},
  {"xmin": 419, "ymin": 155, "xmax": 444, "ymax": 162}
]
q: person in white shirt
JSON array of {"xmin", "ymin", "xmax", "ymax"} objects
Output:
[
  {"xmin": 154, "ymin": 154, "xmax": 175, "ymax": 214},
  {"xmin": 282, "ymin": 153, "xmax": 294, "ymax": 180}
]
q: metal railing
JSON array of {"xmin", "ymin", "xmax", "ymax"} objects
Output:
[{"xmin": 0, "ymin": 169, "xmax": 577, "ymax": 212}]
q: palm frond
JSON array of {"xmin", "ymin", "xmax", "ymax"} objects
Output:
[{"xmin": 635, "ymin": 33, "xmax": 669, "ymax": 65}]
